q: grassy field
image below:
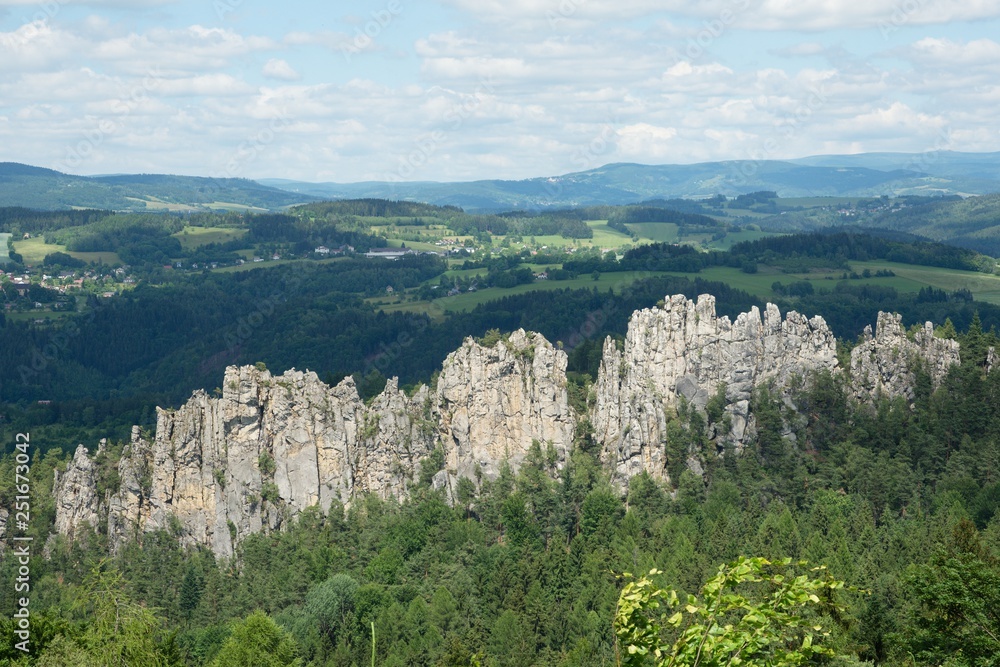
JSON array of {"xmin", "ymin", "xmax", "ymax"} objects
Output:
[
  {"xmin": 375, "ymin": 258, "xmax": 1000, "ymax": 319},
  {"xmin": 704, "ymin": 229, "xmax": 782, "ymax": 250},
  {"xmin": 850, "ymin": 261, "xmax": 1000, "ymax": 305},
  {"xmin": 376, "ymin": 270, "xmax": 672, "ymax": 316},
  {"xmin": 626, "ymin": 222, "xmax": 679, "ymax": 243},
  {"xmin": 204, "ymin": 202, "xmax": 270, "ymax": 212},
  {"xmin": 126, "ymin": 196, "xmax": 198, "ymax": 212},
  {"xmin": 174, "ymin": 226, "xmax": 247, "ymax": 250},
  {"xmin": 13, "ymin": 237, "xmax": 120, "ymax": 265},
  {"xmin": 677, "ymin": 261, "xmax": 1000, "ymax": 304}
]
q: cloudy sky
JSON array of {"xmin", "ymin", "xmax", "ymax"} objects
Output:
[{"xmin": 1, "ymin": 0, "xmax": 999, "ymax": 183}]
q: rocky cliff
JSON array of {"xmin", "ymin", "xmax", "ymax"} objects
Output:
[
  {"xmin": 54, "ymin": 330, "xmax": 575, "ymax": 556},
  {"xmin": 592, "ymin": 294, "xmax": 839, "ymax": 484},
  {"xmin": 850, "ymin": 312, "xmax": 961, "ymax": 402},
  {"xmin": 52, "ymin": 297, "xmax": 965, "ymax": 556},
  {"xmin": 436, "ymin": 329, "xmax": 576, "ymax": 488}
]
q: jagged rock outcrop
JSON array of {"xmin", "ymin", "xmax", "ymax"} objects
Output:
[
  {"xmin": 54, "ymin": 331, "xmax": 575, "ymax": 557},
  {"xmin": 51, "ymin": 295, "xmax": 972, "ymax": 556},
  {"xmin": 52, "ymin": 444, "xmax": 104, "ymax": 540},
  {"xmin": 105, "ymin": 366, "xmax": 437, "ymax": 557},
  {"xmin": 436, "ymin": 329, "xmax": 576, "ymax": 487},
  {"xmin": 593, "ymin": 294, "xmax": 838, "ymax": 484},
  {"xmin": 850, "ymin": 312, "xmax": 961, "ymax": 402}
]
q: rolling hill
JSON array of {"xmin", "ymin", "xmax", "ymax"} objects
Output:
[
  {"xmin": 0, "ymin": 163, "xmax": 318, "ymax": 211},
  {"xmin": 260, "ymin": 152, "xmax": 1000, "ymax": 210},
  {"xmin": 4, "ymin": 151, "xmax": 1000, "ymax": 214}
]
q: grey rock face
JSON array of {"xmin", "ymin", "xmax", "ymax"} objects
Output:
[
  {"xmin": 52, "ymin": 444, "xmax": 104, "ymax": 540},
  {"xmin": 54, "ymin": 331, "xmax": 575, "ymax": 557},
  {"xmin": 436, "ymin": 330, "xmax": 576, "ymax": 487},
  {"xmin": 64, "ymin": 367, "xmax": 438, "ymax": 557},
  {"xmin": 51, "ymin": 296, "xmax": 971, "ymax": 556},
  {"xmin": 592, "ymin": 294, "xmax": 838, "ymax": 484},
  {"xmin": 850, "ymin": 312, "xmax": 961, "ymax": 402}
]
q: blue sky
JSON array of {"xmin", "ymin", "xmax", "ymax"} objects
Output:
[{"xmin": 1, "ymin": 0, "xmax": 999, "ymax": 183}]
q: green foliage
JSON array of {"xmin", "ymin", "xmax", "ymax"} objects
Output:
[
  {"xmin": 261, "ymin": 481, "xmax": 280, "ymax": 504},
  {"xmin": 258, "ymin": 451, "xmax": 276, "ymax": 476},
  {"xmin": 418, "ymin": 446, "xmax": 446, "ymax": 487},
  {"xmin": 614, "ymin": 557, "xmax": 845, "ymax": 667},
  {"xmin": 42, "ymin": 251, "xmax": 86, "ymax": 268},
  {"xmin": 211, "ymin": 611, "xmax": 301, "ymax": 667},
  {"xmin": 477, "ymin": 328, "xmax": 505, "ymax": 347},
  {"xmin": 902, "ymin": 520, "xmax": 1000, "ymax": 665},
  {"xmin": 305, "ymin": 573, "xmax": 359, "ymax": 646},
  {"xmin": 74, "ymin": 564, "xmax": 181, "ymax": 666}
]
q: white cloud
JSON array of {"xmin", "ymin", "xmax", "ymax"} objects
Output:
[
  {"xmin": 905, "ymin": 37, "xmax": 1000, "ymax": 67},
  {"xmin": 2, "ymin": 1, "xmax": 1000, "ymax": 182},
  {"xmin": 262, "ymin": 58, "xmax": 300, "ymax": 82},
  {"xmin": 439, "ymin": 0, "xmax": 1000, "ymax": 30}
]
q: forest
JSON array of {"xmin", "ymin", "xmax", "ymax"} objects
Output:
[
  {"xmin": 2, "ymin": 215, "xmax": 1000, "ymax": 664},
  {"xmin": 1, "ymin": 321, "xmax": 999, "ymax": 665}
]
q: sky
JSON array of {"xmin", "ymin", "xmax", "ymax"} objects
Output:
[{"xmin": 1, "ymin": 0, "xmax": 999, "ymax": 183}]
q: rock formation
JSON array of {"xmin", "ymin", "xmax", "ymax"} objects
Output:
[
  {"xmin": 52, "ymin": 444, "xmax": 104, "ymax": 541},
  {"xmin": 436, "ymin": 329, "xmax": 576, "ymax": 488},
  {"xmin": 850, "ymin": 312, "xmax": 961, "ymax": 402},
  {"xmin": 592, "ymin": 294, "xmax": 838, "ymax": 484},
  {"xmin": 54, "ymin": 330, "xmax": 575, "ymax": 557},
  {"xmin": 51, "ymin": 296, "xmax": 968, "ymax": 556}
]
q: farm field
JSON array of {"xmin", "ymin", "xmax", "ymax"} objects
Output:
[
  {"xmin": 13, "ymin": 237, "xmax": 121, "ymax": 265},
  {"xmin": 850, "ymin": 260, "xmax": 1000, "ymax": 305},
  {"xmin": 375, "ymin": 258, "xmax": 1000, "ymax": 319},
  {"xmin": 626, "ymin": 222, "xmax": 679, "ymax": 242},
  {"xmin": 0, "ymin": 233, "xmax": 11, "ymax": 264},
  {"xmin": 173, "ymin": 226, "xmax": 247, "ymax": 250},
  {"xmin": 677, "ymin": 261, "xmax": 1000, "ymax": 304},
  {"xmin": 375, "ymin": 270, "xmax": 672, "ymax": 316}
]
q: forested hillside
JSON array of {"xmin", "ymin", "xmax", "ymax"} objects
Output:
[
  {"xmin": 2, "ymin": 326, "xmax": 999, "ymax": 665},
  {"xmin": 2, "ymin": 207, "xmax": 1000, "ymax": 666}
]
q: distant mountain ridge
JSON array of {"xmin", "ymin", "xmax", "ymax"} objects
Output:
[
  {"xmin": 0, "ymin": 162, "xmax": 319, "ymax": 211},
  {"xmin": 259, "ymin": 152, "xmax": 1000, "ymax": 210},
  {"xmin": 4, "ymin": 151, "xmax": 1000, "ymax": 212}
]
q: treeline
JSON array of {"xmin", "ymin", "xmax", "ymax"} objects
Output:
[
  {"xmin": 2, "ymin": 336, "xmax": 1000, "ymax": 665},
  {"xmin": 295, "ymin": 199, "xmax": 461, "ymax": 219},
  {"xmin": 0, "ymin": 207, "xmax": 113, "ymax": 236},
  {"xmin": 47, "ymin": 214, "xmax": 185, "ymax": 265},
  {"xmin": 731, "ymin": 230, "xmax": 993, "ymax": 272},
  {"xmin": 564, "ymin": 232, "xmax": 995, "ymax": 276},
  {"xmin": 444, "ymin": 214, "xmax": 593, "ymax": 240},
  {"xmin": 607, "ymin": 206, "xmax": 722, "ymax": 227},
  {"xmin": 244, "ymin": 214, "xmax": 386, "ymax": 252}
]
